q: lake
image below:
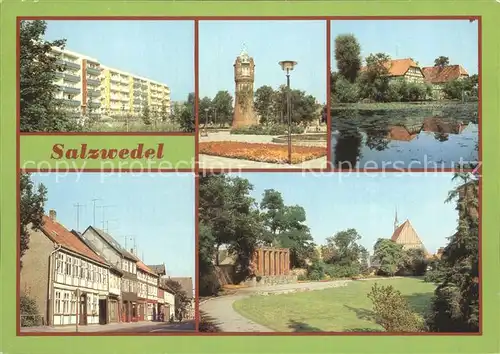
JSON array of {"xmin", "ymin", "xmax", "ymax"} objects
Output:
[{"xmin": 331, "ymin": 102, "xmax": 479, "ymax": 169}]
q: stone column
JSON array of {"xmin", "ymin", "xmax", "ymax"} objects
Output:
[
  {"xmin": 270, "ymin": 250, "xmax": 275, "ymax": 276},
  {"xmin": 279, "ymin": 251, "xmax": 283, "ymax": 275},
  {"xmin": 263, "ymin": 250, "xmax": 268, "ymax": 276},
  {"xmin": 258, "ymin": 249, "xmax": 264, "ymax": 275}
]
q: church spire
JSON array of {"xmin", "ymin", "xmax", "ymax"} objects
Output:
[{"xmin": 394, "ymin": 207, "xmax": 399, "ymax": 231}]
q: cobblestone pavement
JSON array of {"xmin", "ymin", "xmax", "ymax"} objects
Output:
[{"xmin": 199, "ymin": 280, "xmax": 354, "ymax": 333}]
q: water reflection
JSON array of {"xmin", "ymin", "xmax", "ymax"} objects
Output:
[{"xmin": 331, "ymin": 103, "xmax": 479, "ymax": 169}]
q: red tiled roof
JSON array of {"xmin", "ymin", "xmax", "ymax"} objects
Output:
[
  {"xmin": 391, "ymin": 220, "xmax": 409, "ymax": 242},
  {"xmin": 41, "ymin": 215, "xmax": 107, "ymax": 266},
  {"xmin": 421, "ymin": 65, "xmax": 469, "ymax": 84},
  {"xmin": 361, "ymin": 58, "xmax": 420, "ymax": 77},
  {"xmin": 136, "ymin": 260, "xmax": 157, "ymax": 276},
  {"xmin": 388, "ymin": 126, "xmax": 418, "ymax": 142}
]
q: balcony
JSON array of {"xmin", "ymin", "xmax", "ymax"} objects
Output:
[
  {"xmin": 86, "ymin": 66, "xmax": 101, "ymax": 75},
  {"xmin": 110, "ymin": 76, "xmax": 121, "ymax": 83},
  {"xmin": 63, "ymin": 73, "xmax": 81, "ymax": 83},
  {"xmin": 59, "ymin": 99, "xmax": 81, "ymax": 107},
  {"xmin": 87, "ymin": 78, "xmax": 101, "ymax": 86},
  {"xmin": 61, "ymin": 86, "xmax": 81, "ymax": 94},
  {"xmin": 88, "ymin": 101, "xmax": 101, "ymax": 108},
  {"xmin": 87, "ymin": 89, "xmax": 101, "ymax": 97},
  {"xmin": 56, "ymin": 59, "xmax": 81, "ymax": 70}
]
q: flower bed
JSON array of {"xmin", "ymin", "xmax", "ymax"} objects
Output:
[{"xmin": 199, "ymin": 142, "xmax": 326, "ymax": 164}]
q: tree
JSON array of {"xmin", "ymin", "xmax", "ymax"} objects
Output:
[
  {"xmin": 198, "ymin": 174, "xmax": 263, "ymax": 280},
  {"xmin": 198, "ymin": 96, "xmax": 213, "ymax": 125},
  {"xmin": 427, "ymin": 173, "xmax": 479, "ymax": 332},
  {"xmin": 334, "ymin": 34, "xmax": 362, "ymax": 83},
  {"xmin": 259, "ymin": 189, "xmax": 315, "ymax": 268},
  {"xmin": 254, "ymin": 85, "xmax": 276, "ymax": 124},
  {"xmin": 160, "ymin": 100, "xmax": 170, "ymax": 122},
  {"xmin": 400, "ymin": 248, "xmax": 428, "ymax": 276},
  {"xmin": 358, "ymin": 53, "xmax": 391, "ymax": 102},
  {"xmin": 165, "ymin": 279, "xmax": 190, "ymax": 320},
  {"xmin": 319, "ymin": 229, "xmax": 367, "ymax": 277},
  {"xmin": 20, "ymin": 20, "xmax": 79, "ymax": 132},
  {"xmin": 211, "ymin": 91, "xmax": 233, "ymax": 127},
  {"xmin": 177, "ymin": 92, "xmax": 195, "ymax": 132},
  {"xmin": 368, "ymin": 283, "xmax": 425, "ymax": 332},
  {"xmin": 373, "ymin": 238, "xmax": 405, "ymax": 276},
  {"xmin": 434, "ymin": 56, "xmax": 450, "ymax": 67},
  {"xmin": 20, "ymin": 173, "xmax": 47, "ymax": 268},
  {"xmin": 141, "ymin": 103, "xmax": 151, "ymax": 125},
  {"xmin": 272, "ymin": 86, "xmax": 319, "ymax": 125}
]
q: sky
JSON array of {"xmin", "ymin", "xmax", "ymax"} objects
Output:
[
  {"xmin": 44, "ymin": 21, "xmax": 194, "ymax": 101},
  {"xmin": 30, "ymin": 172, "xmax": 195, "ymax": 281},
  {"xmin": 330, "ymin": 20, "xmax": 478, "ymax": 74},
  {"xmin": 232, "ymin": 172, "xmax": 461, "ymax": 254},
  {"xmin": 199, "ymin": 20, "xmax": 327, "ymax": 103}
]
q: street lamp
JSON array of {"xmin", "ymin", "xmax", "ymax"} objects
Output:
[{"xmin": 279, "ymin": 60, "xmax": 298, "ymax": 164}]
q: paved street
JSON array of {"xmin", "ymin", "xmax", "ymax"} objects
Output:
[{"xmin": 20, "ymin": 320, "xmax": 196, "ymax": 333}]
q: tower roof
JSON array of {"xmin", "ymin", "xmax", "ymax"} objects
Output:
[
  {"xmin": 391, "ymin": 219, "xmax": 427, "ymax": 252},
  {"xmin": 238, "ymin": 44, "xmax": 250, "ymax": 63}
]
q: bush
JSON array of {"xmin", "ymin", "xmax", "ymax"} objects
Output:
[
  {"xmin": 20, "ymin": 294, "xmax": 42, "ymax": 327},
  {"xmin": 334, "ymin": 77, "xmax": 360, "ymax": 103},
  {"xmin": 424, "ymin": 268, "xmax": 445, "ymax": 283},
  {"xmin": 231, "ymin": 124, "xmax": 303, "ymax": 136},
  {"xmin": 324, "ymin": 264, "xmax": 360, "ymax": 279},
  {"xmin": 367, "ymin": 283, "xmax": 426, "ymax": 332},
  {"xmin": 307, "ymin": 260, "xmax": 326, "ymax": 280}
]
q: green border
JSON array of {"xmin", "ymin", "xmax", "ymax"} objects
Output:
[{"xmin": 1, "ymin": 1, "xmax": 499, "ymax": 354}]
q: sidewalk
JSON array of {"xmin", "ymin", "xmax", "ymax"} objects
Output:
[{"xmin": 20, "ymin": 320, "xmax": 170, "ymax": 333}]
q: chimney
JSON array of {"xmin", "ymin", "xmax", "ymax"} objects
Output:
[
  {"xmin": 130, "ymin": 248, "xmax": 134, "ymax": 255},
  {"xmin": 49, "ymin": 209, "xmax": 57, "ymax": 221}
]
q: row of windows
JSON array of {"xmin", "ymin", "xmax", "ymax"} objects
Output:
[
  {"xmin": 54, "ymin": 290, "xmax": 99, "ymax": 315},
  {"xmin": 56, "ymin": 253, "xmax": 108, "ymax": 285},
  {"xmin": 122, "ymin": 260, "xmax": 137, "ymax": 274},
  {"xmin": 121, "ymin": 279, "xmax": 138, "ymax": 293}
]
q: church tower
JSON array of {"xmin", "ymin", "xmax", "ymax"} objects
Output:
[
  {"xmin": 394, "ymin": 207, "xmax": 399, "ymax": 231},
  {"xmin": 232, "ymin": 46, "xmax": 257, "ymax": 129}
]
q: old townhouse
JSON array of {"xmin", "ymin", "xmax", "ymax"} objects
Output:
[
  {"xmin": 80, "ymin": 226, "xmax": 139, "ymax": 322},
  {"xmin": 148, "ymin": 264, "xmax": 175, "ymax": 321},
  {"xmin": 136, "ymin": 261, "xmax": 159, "ymax": 321},
  {"xmin": 169, "ymin": 277, "xmax": 195, "ymax": 320},
  {"xmin": 422, "ymin": 64, "xmax": 470, "ymax": 99},
  {"xmin": 72, "ymin": 230, "xmax": 123, "ymax": 324},
  {"xmin": 361, "ymin": 58, "xmax": 425, "ymax": 83},
  {"xmin": 20, "ymin": 211, "xmax": 109, "ymax": 327}
]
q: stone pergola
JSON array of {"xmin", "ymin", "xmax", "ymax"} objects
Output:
[{"xmin": 252, "ymin": 247, "xmax": 290, "ymax": 276}]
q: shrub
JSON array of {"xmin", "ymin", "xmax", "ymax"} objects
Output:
[
  {"xmin": 231, "ymin": 124, "xmax": 303, "ymax": 136},
  {"xmin": 334, "ymin": 77, "xmax": 360, "ymax": 103},
  {"xmin": 324, "ymin": 264, "xmax": 360, "ymax": 279},
  {"xmin": 307, "ymin": 260, "xmax": 326, "ymax": 280},
  {"xmin": 20, "ymin": 294, "xmax": 42, "ymax": 327},
  {"xmin": 297, "ymin": 274, "xmax": 308, "ymax": 281},
  {"xmin": 367, "ymin": 283, "xmax": 426, "ymax": 332}
]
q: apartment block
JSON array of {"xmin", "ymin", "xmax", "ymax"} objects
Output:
[
  {"xmin": 51, "ymin": 48, "xmax": 170, "ymax": 120},
  {"xmin": 51, "ymin": 48, "xmax": 103, "ymax": 118},
  {"xmin": 101, "ymin": 67, "xmax": 171, "ymax": 118}
]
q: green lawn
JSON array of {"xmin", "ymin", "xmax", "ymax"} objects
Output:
[{"xmin": 232, "ymin": 277, "xmax": 436, "ymax": 332}]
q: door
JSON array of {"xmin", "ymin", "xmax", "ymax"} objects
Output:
[
  {"xmin": 109, "ymin": 300, "xmax": 117, "ymax": 322},
  {"xmin": 79, "ymin": 294, "xmax": 87, "ymax": 325},
  {"xmin": 98, "ymin": 299, "xmax": 107, "ymax": 325}
]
